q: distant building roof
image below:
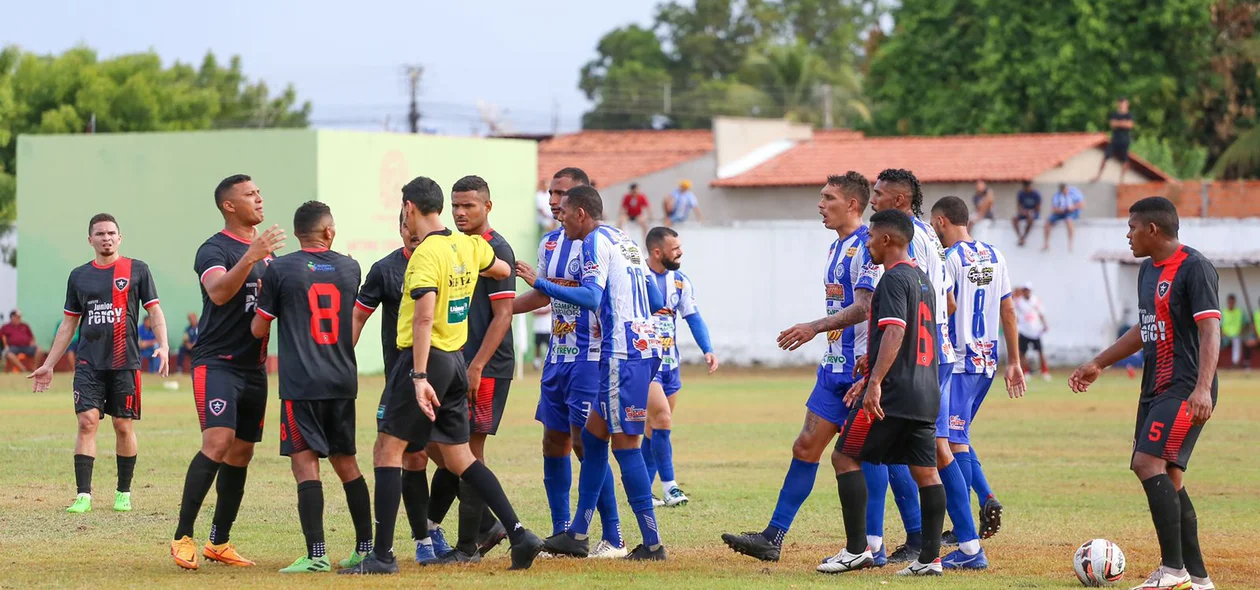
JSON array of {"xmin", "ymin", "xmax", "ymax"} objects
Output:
[
  {"xmin": 538, "ymin": 129, "xmax": 714, "ymax": 187},
  {"xmin": 712, "ymin": 132, "xmax": 1172, "ymax": 187}
]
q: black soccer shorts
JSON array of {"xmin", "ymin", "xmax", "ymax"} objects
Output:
[
  {"xmin": 193, "ymin": 363, "xmax": 268, "ymax": 443},
  {"xmin": 73, "ymin": 369, "xmax": 141, "ymax": 419},
  {"xmin": 378, "ymin": 348, "xmax": 471, "ymax": 446},
  {"xmin": 1133, "ymin": 395, "xmax": 1213, "ymax": 471},
  {"xmin": 836, "ymin": 408, "xmax": 937, "ymax": 468},
  {"xmin": 279, "ymin": 399, "xmax": 357, "ymax": 458},
  {"xmin": 1018, "ymin": 334, "xmax": 1042, "ymax": 356},
  {"xmin": 470, "ymin": 377, "xmax": 511, "ymax": 436}
]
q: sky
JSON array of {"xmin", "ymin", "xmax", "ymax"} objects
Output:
[{"xmin": 0, "ymin": 0, "xmax": 662, "ymax": 135}]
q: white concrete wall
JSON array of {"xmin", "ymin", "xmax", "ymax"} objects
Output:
[
  {"xmin": 601, "ymin": 153, "xmax": 718, "ymax": 244},
  {"xmin": 0, "ymin": 231, "xmax": 15, "ymax": 320},
  {"xmin": 671, "ymin": 217, "xmax": 1260, "ymax": 369}
]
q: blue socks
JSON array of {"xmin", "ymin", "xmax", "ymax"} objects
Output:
[
  {"xmin": 596, "ymin": 462, "xmax": 622, "ymax": 546},
  {"xmin": 765, "ymin": 458, "xmax": 820, "ymax": 543},
  {"xmin": 953, "ymin": 450, "xmax": 976, "ymax": 501},
  {"xmin": 889, "ymin": 464, "xmax": 923, "ymax": 535},
  {"xmin": 862, "ymin": 462, "xmax": 890, "ymax": 537},
  {"xmin": 940, "ymin": 459, "xmax": 978, "ymax": 543},
  {"xmin": 652, "ymin": 429, "xmax": 675, "ymax": 483},
  {"xmin": 641, "ymin": 436, "xmax": 657, "ymax": 484},
  {"xmin": 542, "ymin": 455, "xmax": 571, "ymax": 535},
  {"xmin": 613, "ymin": 447, "xmax": 661, "ymax": 548},
  {"xmin": 970, "ymin": 448, "xmax": 995, "ymax": 502},
  {"xmin": 569, "ymin": 428, "xmax": 609, "ymax": 537}
]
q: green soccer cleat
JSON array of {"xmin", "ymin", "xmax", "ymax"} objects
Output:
[
  {"xmin": 280, "ymin": 555, "xmax": 331, "ymax": 573},
  {"xmin": 66, "ymin": 493, "xmax": 91, "ymax": 514},
  {"xmin": 114, "ymin": 491, "xmax": 132, "ymax": 512},
  {"xmin": 338, "ymin": 551, "xmax": 368, "ymax": 568}
]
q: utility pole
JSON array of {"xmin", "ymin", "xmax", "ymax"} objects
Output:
[
  {"xmin": 551, "ymin": 96, "xmax": 560, "ymax": 135},
  {"xmin": 664, "ymin": 81, "xmax": 672, "ymax": 115},
  {"xmin": 821, "ymin": 84, "xmax": 834, "ymax": 129},
  {"xmin": 404, "ymin": 65, "xmax": 424, "ymax": 134}
]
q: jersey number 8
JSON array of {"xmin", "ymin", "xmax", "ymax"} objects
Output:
[{"xmin": 307, "ymin": 283, "xmax": 341, "ymax": 344}]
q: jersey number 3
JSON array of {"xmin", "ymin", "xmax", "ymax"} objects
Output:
[
  {"xmin": 308, "ymin": 283, "xmax": 341, "ymax": 344},
  {"xmin": 916, "ymin": 301, "xmax": 935, "ymax": 366}
]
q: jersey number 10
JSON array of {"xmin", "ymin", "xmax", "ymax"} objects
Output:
[
  {"xmin": 307, "ymin": 283, "xmax": 341, "ymax": 344},
  {"xmin": 627, "ymin": 267, "xmax": 649, "ymax": 316}
]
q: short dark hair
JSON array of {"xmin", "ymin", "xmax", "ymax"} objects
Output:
[
  {"xmin": 401, "ymin": 176, "xmax": 444, "ymax": 215},
  {"xmin": 215, "ymin": 174, "xmax": 252, "ymax": 208},
  {"xmin": 1022, "ymin": 180, "xmax": 1033, "ymax": 188},
  {"xmin": 630, "ymin": 183, "xmax": 639, "ymax": 190},
  {"xmin": 645, "ymin": 226, "xmax": 677, "ymax": 250},
  {"xmin": 870, "ymin": 209, "xmax": 914, "ymax": 244},
  {"xmin": 931, "ymin": 196, "xmax": 970, "ymax": 226},
  {"xmin": 827, "ymin": 171, "xmax": 872, "ymax": 210},
  {"xmin": 876, "ymin": 168, "xmax": 924, "ymax": 217},
  {"xmin": 293, "ymin": 200, "xmax": 332, "ymax": 238},
  {"xmin": 88, "ymin": 213, "xmax": 118, "ymax": 234},
  {"xmin": 1228, "ymin": 293, "xmax": 1237, "ymax": 301},
  {"xmin": 1129, "ymin": 196, "xmax": 1179, "ymax": 238},
  {"xmin": 452, "ymin": 175, "xmax": 490, "ymax": 199},
  {"xmin": 553, "ymin": 167, "xmax": 590, "ymax": 185},
  {"xmin": 564, "ymin": 185, "xmax": 603, "ymax": 220}
]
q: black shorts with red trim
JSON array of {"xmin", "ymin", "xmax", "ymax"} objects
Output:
[
  {"xmin": 280, "ymin": 398, "xmax": 357, "ymax": 458},
  {"xmin": 1133, "ymin": 394, "xmax": 1213, "ymax": 471},
  {"xmin": 835, "ymin": 408, "xmax": 936, "ymax": 468},
  {"xmin": 193, "ymin": 362, "xmax": 268, "ymax": 443},
  {"xmin": 471, "ymin": 377, "xmax": 511, "ymax": 435},
  {"xmin": 73, "ymin": 369, "xmax": 141, "ymax": 419}
]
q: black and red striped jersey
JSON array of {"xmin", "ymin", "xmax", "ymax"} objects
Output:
[
  {"xmin": 865, "ymin": 260, "xmax": 940, "ymax": 423},
  {"xmin": 1137, "ymin": 245, "xmax": 1220, "ymax": 400},
  {"xmin": 63, "ymin": 257, "xmax": 160, "ymax": 370},
  {"xmin": 464, "ymin": 229, "xmax": 516, "ymax": 378},
  {"xmin": 355, "ymin": 247, "xmax": 410, "ymax": 372},
  {"xmin": 192, "ymin": 231, "xmax": 272, "ymax": 367}
]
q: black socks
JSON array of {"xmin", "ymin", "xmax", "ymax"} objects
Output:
[
  {"xmin": 836, "ymin": 471, "xmax": 868, "ymax": 555},
  {"xmin": 297, "ymin": 480, "xmax": 326, "ymax": 558},
  {"xmin": 209, "ymin": 464, "xmax": 248, "ymax": 544},
  {"xmin": 460, "ymin": 461, "xmax": 525, "ymax": 545},
  {"xmin": 427, "ymin": 467, "xmax": 459, "ymax": 525},
  {"xmin": 1142, "ymin": 474, "xmax": 1184, "ymax": 570},
  {"xmin": 401, "ymin": 469, "xmax": 430, "ymax": 541},
  {"xmin": 373, "ymin": 467, "xmax": 402, "ymax": 562},
  {"xmin": 456, "ymin": 480, "xmax": 487, "ymax": 553},
  {"xmin": 918, "ymin": 484, "xmax": 946, "ymax": 564},
  {"xmin": 116, "ymin": 455, "xmax": 136, "ymax": 493},
  {"xmin": 1179, "ymin": 487, "xmax": 1207, "ymax": 578},
  {"xmin": 174, "ymin": 452, "xmax": 221, "ymax": 540},
  {"xmin": 74, "ymin": 454, "xmax": 94, "ymax": 495},
  {"xmin": 343, "ymin": 476, "xmax": 374, "ymax": 553}
]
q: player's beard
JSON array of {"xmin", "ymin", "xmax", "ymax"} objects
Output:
[{"xmin": 663, "ymin": 257, "xmax": 681, "ymax": 271}]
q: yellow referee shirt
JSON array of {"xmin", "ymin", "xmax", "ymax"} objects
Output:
[{"xmin": 396, "ymin": 229, "xmax": 496, "ymax": 352}]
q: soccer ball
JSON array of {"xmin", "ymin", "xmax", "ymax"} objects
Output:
[{"xmin": 1073, "ymin": 539, "xmax": 1126, "ymax": 586}]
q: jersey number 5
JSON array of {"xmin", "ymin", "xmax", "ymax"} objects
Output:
[
  {"xmin": 308, "ymin": 283, "xmax": 341, "ymax": 344},
  {"xmin": 916, "ymin": 301, "xmax": 935, "ymax": 367}
]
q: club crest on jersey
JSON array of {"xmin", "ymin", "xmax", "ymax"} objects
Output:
[
  {"xmin": 1157, "ymin": 280, "xmax": 1171, "ymax": 298},
  {"xmin": 208, "ymin": 399, "xmax": 227, "ymax": 416},
  {"xmin": 545, "ymin": 240, "xmax": 558, "ymax": 251},
  {"xmin": 568, "ymin": 258, "xmax": 582, "ymax": 276},
  {"xmin": 114, "ymin": 277, "xmax": 129, "ymax": 292}
]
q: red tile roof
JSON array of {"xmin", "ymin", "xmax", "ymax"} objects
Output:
[
  {"xmin": 711, "ymin": 132, "xmax": 1171, "ymax": 187},
  {"xmin": 538, "ymin": 129, "xmax": 713, "ymax": 187}
]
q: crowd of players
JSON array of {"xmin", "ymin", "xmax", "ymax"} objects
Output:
[{"xmin": 27, "ymin": 164, "xmax": 1220, "ymax": 588}]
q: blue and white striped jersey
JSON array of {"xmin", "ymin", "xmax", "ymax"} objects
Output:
[
  {"xmin": 537, "ymin": 229, "xmax": 600, "ymax": 363},
  {"xmin": 944, "ymin": 240, "xmax": 1012, "ymax": 376},
  {"xmin": 911, "ymin": 216, "xmax": 958, "ymax": 365},
  {"xmin": 580, "ymin": 225, "xmax": 662, "ymax": 361},
  {"xmin": 822, "ymin": 225, "xmax": 881, "ymax": 374},
  {"xmin": 651, "ymin": 269, "xmax": 698, "ymax": 371}
]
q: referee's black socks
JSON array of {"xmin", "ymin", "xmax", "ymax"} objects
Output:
[
  {"xmin": 373, "ymin": 467, "xmax": 402, "ymax": 562},
  {"xmin": 174, "ymin": 452, "xmax": 221, "ymax": 540},
  {"xmin": 460, "ymin": 461, "xmax": 526, "ymax": 545}
]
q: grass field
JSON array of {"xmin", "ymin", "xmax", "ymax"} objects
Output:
[{"xmin": 1, "ymin": 366, "xmax": 1257, "ymax": 589}]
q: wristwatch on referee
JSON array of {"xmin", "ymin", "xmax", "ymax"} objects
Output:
[{"xmin": 409, "ymin": 370, "xmax": 428, "ymax": 381}]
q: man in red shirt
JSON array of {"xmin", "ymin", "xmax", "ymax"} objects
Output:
[
  {"xmin": 620, "ymin": 183, "xmax": 650, "ymax": 235},
  {"xmin": 1, "ymin": 310, "xmax": 40, "ymax": 371}
]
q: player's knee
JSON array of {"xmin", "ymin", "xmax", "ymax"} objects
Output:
[
  {"xmin": 223, "ymin": 440, "xmax": 255, "ymax": 467},
  {"xmin": 935, "ymin": 439, "xmax": 954, "ymax": 465},
  {"xmin": 329, "ymin": 455, "xmax": 362, "ymax": 482},
  {"xmin": 830, "ymin": 449, "xmax": 860, "ymax": 474},
  {"xmin": 542, "ymin": 429, "xmax": 572, "ymax": 457},
  {"xmin": 1129, "ymin": 452, "xmax": 1164, "ymax": 479},
  {"xmin": 401, "ymin": 451, "xmax": 428, "ymax": 472},
  {"xmin": 791, "ymin": 435, "xmax": 824, "ymax": 463},
  {"xmin": 76, "ymin": 413, "xmax": 99, "ymax": 435}
]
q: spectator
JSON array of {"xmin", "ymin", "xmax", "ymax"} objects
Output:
[
  {"xmin": 1246, "ymin": 296, "xmax": 1260, "ymax": 366},
  {"xmin": 1011, "ymin": 180, "xmax": 1042, "ymax": 246},
  {"xmin": 1092, "ymin": 97, "xmax": 1134, "ymax": 184},
  {"xmin": 620, "ymin": 182, "xmax": 651, "ymax": 234},
  {"xmin": 663, "ymin": 179, "xmax": 702, "ymax": 227},
  {"xmin": 531, "ymin": 304, "xmax": 550, "ymax": 371},
  {"xmin": 1221, "ymin": 294, "xmax": 1249, "ymax": 368},
  {"xmin": 969, "ymin": 179, "xmax": 995, "ymax": 229},
  {"xmin": 138, "ymin": 315, "xmax": 160, "ymax": 373},
  {"xmin": 176, "ymin": 312, "xmax": 199, "ymax": 373},
  {"xmin": 1013, "ymin": 284, "xmax": 1052, "ymax": 381},
  {"xmin": 1, "ymin": 309, "xmax": 40, "ymax": 372},
  {"xmin": 52, "ymin": 316, "xmax": 79, "ymax": 368},
  {"xmin": 535, "ymin": 178, "xmax": 556, "ymax": 233},
  {"xmin": 1043, "ymin": 183, "xmax": 1084, "ymax": 252}
]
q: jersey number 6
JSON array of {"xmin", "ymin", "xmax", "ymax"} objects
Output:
[{"xmin": 917, "ymin": 301, "xmax": 935, "ymax": 367}]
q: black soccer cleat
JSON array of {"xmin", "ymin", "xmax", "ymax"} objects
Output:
[
  {"xmin": 434, "ymin": 548, "xmax": 481, "ymax": 565},
  {"xmin": 336, "ymin": 553, "xmax": 400, "ymax": 575},
  {"xmin": 508, "ymin": 530, "xmax": 544, "ymax": 570},
  {"xmin": 979, "ymin": 497, "xmax": 1003, "ymax": 539},
  {"xmin": 941, "ymin": 529, "xmax": 959, "ymax": 546},
  {"xmin": 886, "ymin": 543, "xmax": 922, "ymax": 564},
  {"xmin": 721, "ymin": 531, "xmax": 781, "ymax": 562},
  {"xmin": 541, "ymin": 532, "xmax": 589, "ymax": 558},
  {"xmin": 625, "ymin": 544, "xmax": 667, "ymax": 561},
  {"xmin": 478, "ymin": 520, "xmax": 508, "ymax": 556}
]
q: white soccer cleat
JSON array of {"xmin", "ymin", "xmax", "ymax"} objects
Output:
[
  {"xmin": 589, "ymin": 540, "xmax": 629, "ymax": 559},
  {"xmin": 663, "ymin": 487, "xmax": 689, "ymax": 507},
  {"xmin": 652, "ymin": 495, "xmax": 665, "ymax": 507},
  {"xmin": 816, "ymin": 548, "xmax": 874, "ymax": 574},
  {"xmin": 1129, "ymin": 566, "xmax": 1192, "ymax": 590},
  {"xmin": 896, "ymin": 558, "xmax": 944, "ymax": 576},
  {"xmin": 1042, "ymin": 372, "xmax": 1052, "ymax": 382},
  {"xmin": 1190, "ymin": 576, "xmax": 1214, "ymax": 590}
]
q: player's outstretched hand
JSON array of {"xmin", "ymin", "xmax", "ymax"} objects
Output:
[
  {"xmin": 1187, "ymin": 387, "xmax": 1213, "ymax": 425},
  {"xmin": 515, "ymin": 261, "xmax": 537, "ymax": 287},
  {"xmin": 843, "ymin": 376, "xmax": 866, "ymax": 408},
  {"xmin": 27, "ymin": 365, "xmax": 53, "ymax": 393},
  {"xmin": 1068, "ymin": 361, "xmax": 1101, "ymax": 393},
  {"xmin": 777, "ymin": 323, "xmax": 817, "ymax": 351},
  {"xmin": 156, "ymin": 347, "xmax": 170, "ymax": 378},
  {"xmin": 852, "ymin": 355, "xmax": 868, "ymax": 379},
  {"xmin": 246, "ymin": 224, "xmax": 286, "ymax": 263},
  {"xmin": 862, "ymin": 380, "xmax": 885, "ymax": 420},
  {"xmin": 414, "ymin": 379, "xmax": 440, "ymax": 421},
  {"xmin": 1005, "ymin": 363, "xmax": 1026, "ymax": 399},
  {"xmin": 704, "ymin": 352, "xmax": 719, "ymax": 374}
]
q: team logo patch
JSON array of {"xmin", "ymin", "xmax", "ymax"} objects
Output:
[
  {"xmin": 625, "ymin": 405, "xmax": 647, "ymax": 421},
  {"xmin": 846, "ymin": 246, "xmax": 858, "ymax": 258},
  {"xmin": 73, "ymin": 390, "xmax": 80, "ymax": 404},
  {"xmin": 568, "ymin": 258, "xmax": 581, "ymax": 276},
  {"xmin": 208, "ymin": 399, "xmax": 227, "ymax": 416},
  {"xmin": 949, "ymin": 415, "xmax": 966, "ymax": 430},
  {"xmin": 1157, "ymin": 280, "xmax": 1171, "ymax": 298},
  {"xmin": 114, "ymin": 277, "xmax": 129, "ymax": 292},
  {"xmin": 545, "ymin": 240, "xmax": 558, "ymax": 251}
]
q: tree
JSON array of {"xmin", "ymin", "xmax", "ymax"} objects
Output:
[{"xmin": 579, "ymin": 26, "xmax": 671, "ymax": 129}]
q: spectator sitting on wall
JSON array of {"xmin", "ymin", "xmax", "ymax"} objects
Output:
[
  {"xmin": 1, "ymin": 309, "xmax": 40, "ymax": 372},
  {"xmin": 138, "ymin": 315, "xmax": 160, "ymax": 373},
  {"xmin": 969, "ymin": 179, "xmax": 995, "ymax": 230},
  {"xmin": 1091, "ymin": 97, "xmax": 1134, "ymax": 184},
  {"xmin": 1222, "ymin": 294, "xmax": 1250, "ymax": 368},
  {"xmin": 176, "ymin": 312, "xmax": 198, "ymax": 373},
  {"xmin": 620, "ymin": 182, "xmax": 650, "ymax": 235},
  {"xmin": 1043, "ymin": 183, "xmax": 1084, "ymax": 253},
  {"xmin": 1011, "ymin": 180, "xmax": 1042, "ymax": 247},
  {"xmin": 663, "ymin": 179, "xmax": 702, "ymax": 227}
]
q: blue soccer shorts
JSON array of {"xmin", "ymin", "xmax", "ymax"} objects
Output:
[
  {"xmin": 936, "ymin": 362, "xmax": 954, "ymax": 438},
  {"xmin": 652, "ymin": 364, "xmax": 683, "ymax": 396},
  {"xmin": 598, "ymin": 356, "xmax": 661, "ymax": 436},
  {"xmin": 946, "ymin": 372, "xmax": 995, "ymax": 445},
  {"xmin": 805, "ymin": 366, "xmax": 856, "ymax": 428},
  {"xmin": 535, "ymin": 361, "xmax": 599, "ymax": 432}
]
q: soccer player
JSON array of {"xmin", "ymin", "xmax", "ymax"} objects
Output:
[
  {"xmin": 512, "ymin": 167, "xmax": 625, "ymax": 558},
  {"xmin": 930, "ymin": 196, "xmax": 1027, "ymax": 565},
  {"xmin": 517, "ymin": 185, "xmax": 667, "ymax": 560},
  {"xmin": 353, "ymin": 214, "xmax": 441, "ymax": 563},
  {"xmin": 30, "ymin": 213, "xmax": 167, "ymax": 514},
  {"xmin": 1070, "ymin": 197, "xmax": 1219, "ymax": 590},
  {"xmin": 340, "ymin": 176, "xmax": 542, "ymax": 575},
  {"xmin": 826, "ymin": 209, "xmax": 947, "ymax": 576},
  {"xmin": 720, "ymin": 173, "xmax": 881, "ymax": 564},
  {"xmin": 641, "ymin": 226, "xmax": 718, "ymax": 508},
  {"xmin": 421, "ymin": 175, "xmax": 517, "ymax": 562},
  {"xmin": 171, "ymin": 174, "xmax": 285, "ymax": 570},
  {"xmin": 249, "ymin": 201, "xmax": 371, "ymax": 573}
]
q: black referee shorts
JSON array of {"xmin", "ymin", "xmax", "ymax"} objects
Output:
[{"xmin": 379, "ymin": 347, "xmax": 471, "ymax": 446}]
